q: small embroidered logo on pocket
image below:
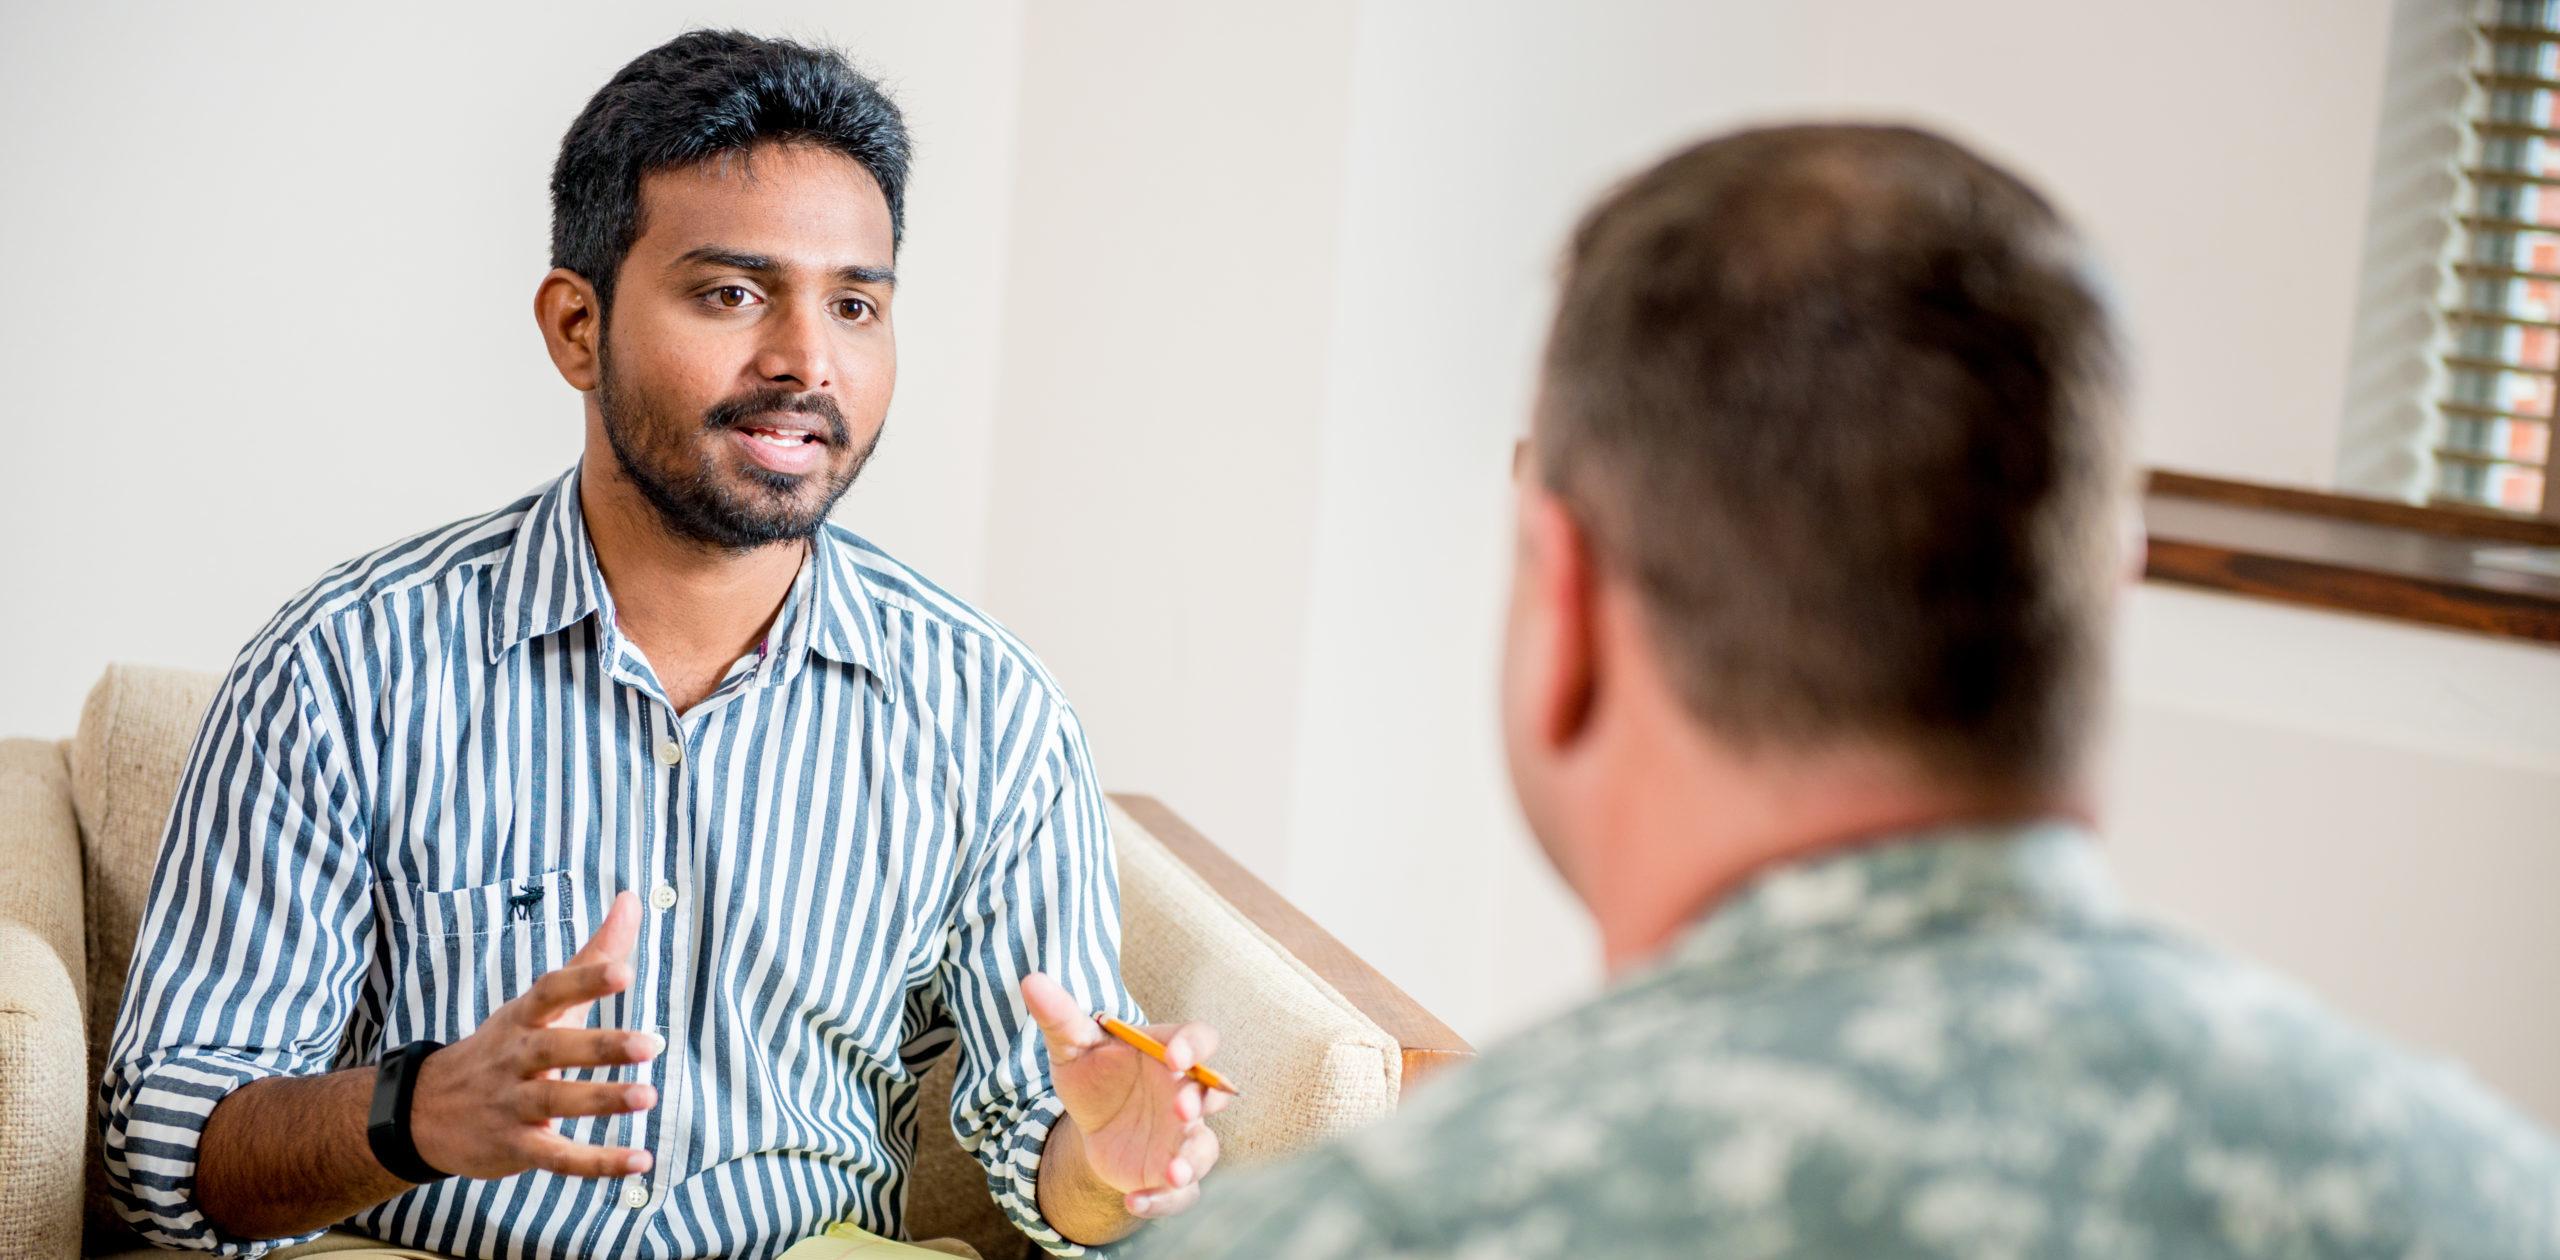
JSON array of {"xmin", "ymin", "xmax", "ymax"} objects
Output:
[{"xmin": 507, "ymin": 880, "xmax": 547, "ymax": 921}]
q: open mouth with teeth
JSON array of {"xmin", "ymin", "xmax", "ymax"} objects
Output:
[{"xmin": 726, "ymin": 417, "xmax": 833, "ymax": 475}]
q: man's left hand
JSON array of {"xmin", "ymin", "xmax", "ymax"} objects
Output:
[{"xmin": 1020, "ymin": 972, "xmax": 1228, "ymax": 1221}]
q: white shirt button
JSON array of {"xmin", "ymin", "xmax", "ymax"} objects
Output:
[
  {"xmin": 622, "ymin": 1184, "xmax": 649, "ymax": 1210},
  {"xmin": 656, "ymin": 738, "xmax": 683, "ymax": 767},
  {"xmin": 651, "ymin": 883, "xmax": 679, "ymax": 911}
]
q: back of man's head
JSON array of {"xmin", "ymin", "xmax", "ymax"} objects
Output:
[{"xmin": 1535, "ymin": 123, "xmax": 2126, "ymax": 796}]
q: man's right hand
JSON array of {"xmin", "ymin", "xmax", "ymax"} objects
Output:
[{"xmin": 407, "ymin": 890, "xmax": 662, "ymax": 1180}]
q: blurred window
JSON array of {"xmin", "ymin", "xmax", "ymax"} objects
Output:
[{"xmin": 2438, "ymin": 0, "xmax": 2560, "ymax": 513}]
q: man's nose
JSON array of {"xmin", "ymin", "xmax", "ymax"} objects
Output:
[{"xmin": 751, "ymin": 301, "xmax": 835, "ymax": 391}]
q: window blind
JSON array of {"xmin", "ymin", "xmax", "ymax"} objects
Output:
[{"xmin": 2440, "ymin": 0, "xmax": 2560, "ymax": 515}]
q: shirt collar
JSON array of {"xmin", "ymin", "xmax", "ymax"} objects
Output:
[
  {"xmin": 482, "ymin": 464, "xmax": 893, "ymax": 699},
  {"xmin": 768, "ymin": 520, "xmax": 894, "ymax": 698},
  {"xmin": 483, "ymin": 466, "xmax": 609, "ymax": 663},
  {"xmin": 1671, "ymin": 819, "xmax": 2120, "ymax": 976}
]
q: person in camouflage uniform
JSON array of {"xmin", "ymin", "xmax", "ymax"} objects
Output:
[
  {"xmin": 1135, "ymin": 125, "xmax": 2560, "ymax": 1259},
  {"xmin": 1143, "ymin": 824, "xmax": 2560, "ymax": 1257}
]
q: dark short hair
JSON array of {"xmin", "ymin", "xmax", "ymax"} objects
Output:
[
  {"xmin": 1536, "ymin": 124, "xmax": 2126, "ymax": 792},
  {"xmin": 550, "ymin": 29, "xmax": 911, "ymax": 313}
]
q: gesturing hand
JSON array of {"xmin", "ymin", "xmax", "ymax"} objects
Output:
[
  {"xmin": 1020, "ymin": 971, "xmax": 1229, "ymax": 1220},
  {"xmin": 406, "ymin": 891, "xmax": 663, "ymax": 1180}
]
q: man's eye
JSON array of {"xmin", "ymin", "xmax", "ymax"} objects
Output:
[
  {"xmin": 707, "ymin": 285, "xmax": 755, "ymax": 309},
  {"xmin": 837, "ymin": 297, "xmax": 874, "ymax": 322}
]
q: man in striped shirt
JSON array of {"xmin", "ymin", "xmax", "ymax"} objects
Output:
[{"xmin": 101, "ymin": 30, "xmax": 1223, "ymax": 1259}]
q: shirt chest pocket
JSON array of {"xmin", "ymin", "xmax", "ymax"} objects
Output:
[{"xmin": 379, "ymin": 868, "xmax": 587, "ymax": 1045}]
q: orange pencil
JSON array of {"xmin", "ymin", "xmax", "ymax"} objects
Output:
[{"xmin": 1095, "ymin": 1014, "xmax": 1243, "ymax": 1097}]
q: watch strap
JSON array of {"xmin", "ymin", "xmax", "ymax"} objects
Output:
[{"xmin": 366, "ymin": 1039, "xmax": 451, "ymax": 1184}]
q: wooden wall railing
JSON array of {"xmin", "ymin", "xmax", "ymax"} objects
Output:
[{"xmin": 2142, "ymin": 471, "xmax": 2560, "ymax": 645}]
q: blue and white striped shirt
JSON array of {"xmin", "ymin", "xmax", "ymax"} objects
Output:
[{"xmin": 102, "ymin": 465, "xmax": 1141, "ymax": 1258}]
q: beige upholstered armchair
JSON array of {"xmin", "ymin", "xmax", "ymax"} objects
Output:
[{"xmin": 0, "ymin": 665, "xmax": 1470, "ymax": 1260}]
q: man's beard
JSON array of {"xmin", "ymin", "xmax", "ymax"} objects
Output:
[{"xmin": 597, "ymin": 347, "xmax": 879, "ymax": 552}]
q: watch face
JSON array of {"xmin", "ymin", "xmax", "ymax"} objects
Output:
[
  {"xmin": 369, "ymin": 1049, "xmax": 400, "ymax": 1125},
  {"xmin": 368, "ymin": 1042, "xmax": 413, "ymax": 1131}
]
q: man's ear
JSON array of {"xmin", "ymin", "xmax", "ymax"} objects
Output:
[
  {"xmin": 1522, "ymin": 485, "xmax": 1601, "ymax": 752},
  {"xmin": 534, "ymin": 268, "xmax": 603, "ymax": 391}
]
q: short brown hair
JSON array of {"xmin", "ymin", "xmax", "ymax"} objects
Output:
[{"xmin": 1536, "ymin": 124, "xmax": 2126, "ymax": 791}]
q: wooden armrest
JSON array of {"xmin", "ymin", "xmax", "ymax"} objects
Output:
[{"xmin": 1109, "ymin": 793, "xmax": 1475, "ymax": 1088}]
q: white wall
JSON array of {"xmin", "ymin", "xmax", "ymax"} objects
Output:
[
  {"xmin": 975, "ymin": 3, "xmax": 1360, "ymax": 887},
  {"xmin": 0, "ymin": 0, "xmax": 1027, "ymax": 737},
  {"xmin": 2111, "ymin": 584, "xmax": 2560, "ymax": 1122}
]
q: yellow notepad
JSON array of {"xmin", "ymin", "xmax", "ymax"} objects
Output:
[{"xmin": 775, "ymin": 1221, "xmax": 975, "ymax": 1259}]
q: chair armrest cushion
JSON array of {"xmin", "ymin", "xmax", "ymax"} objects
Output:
[
  {"xmin": 1111, "ymin": 800, "xmax": 1403, "ymax": 1164},
  {"xmin": 0, "ymin": 737, "xmax": 90, "ymax": 1259},
  {"xmin": 902, "ymin": 800, "xmax": 1405, "ymax": 1258}
]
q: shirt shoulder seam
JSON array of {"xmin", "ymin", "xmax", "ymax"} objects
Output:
[{"xmin": 251, "ymin": 500, "xmax": 532, "ymax": 660}]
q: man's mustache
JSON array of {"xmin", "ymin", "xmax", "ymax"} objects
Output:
[{"xmin": 704, "ymin": 389, "xmax": 850, "ymax": 447}]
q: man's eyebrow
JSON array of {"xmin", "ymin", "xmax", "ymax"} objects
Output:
[{"xmin": 667, "ymin": 247, "xmax": 894, "ymax": 286}]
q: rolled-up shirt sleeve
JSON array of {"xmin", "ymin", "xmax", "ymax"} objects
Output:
[
  {"xmin": 940, "ymin": 700, "xmax": 1145, "ymax": 1256},
  {"xmin": 99, "ymin": 637, "xmax": 374, "ymax": 1254}
]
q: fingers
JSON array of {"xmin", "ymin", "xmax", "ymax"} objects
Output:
[
  {"xmin": 1163, "ymin": 1119, "xmax": 1220, "ymax": 1187},
  {"xmin": 524, "ymin": 1132, "xmax": 654, "ymax": 1179},
  {"xmin": 514, "ymin": 959, "xmax": 633, "ymax": 1027},
  {"xmin": 1136, "ymin": 1085, "xmax": 1223, "ymax": 1203},
  {"xmin": 567, "ymin": 891, "xmax": 641, "ymax": 968},
  {"xmin": 1125, "ymin": 1183, "xmax": 1200, "ymax": 1220},
  {"xmin": 1157, "ymin": 1022, "xmax": 1220, "ymax": 1074},
  {"xmin": 1018, "ymin": 971, "xmax": 1105, "ymax": 1062},
  {"xmin": 541, "ymin": 893, "xmax": 641, "ymax": 1029},
  {"xmin": 522, "ymin": 1028, "xmax": 664, "ymax": 1074},
  {"xmin": 517, "ymin": 1078, "xmax": 656, "ymax": 1122}
]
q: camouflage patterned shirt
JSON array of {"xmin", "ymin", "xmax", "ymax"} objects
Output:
[{"xmin": 1137, "ymin": 823, "xmax": 2560, "ymax": 1259}]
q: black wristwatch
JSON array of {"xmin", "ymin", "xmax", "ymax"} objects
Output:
[{"xmin": 367, "ymin": 1039, "xmax": 453, "ymax": 1184}]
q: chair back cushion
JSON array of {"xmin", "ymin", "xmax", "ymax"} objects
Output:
[{"xmin": 69, "ymin": 662, "xmax": 221, "ymax": 1247}]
